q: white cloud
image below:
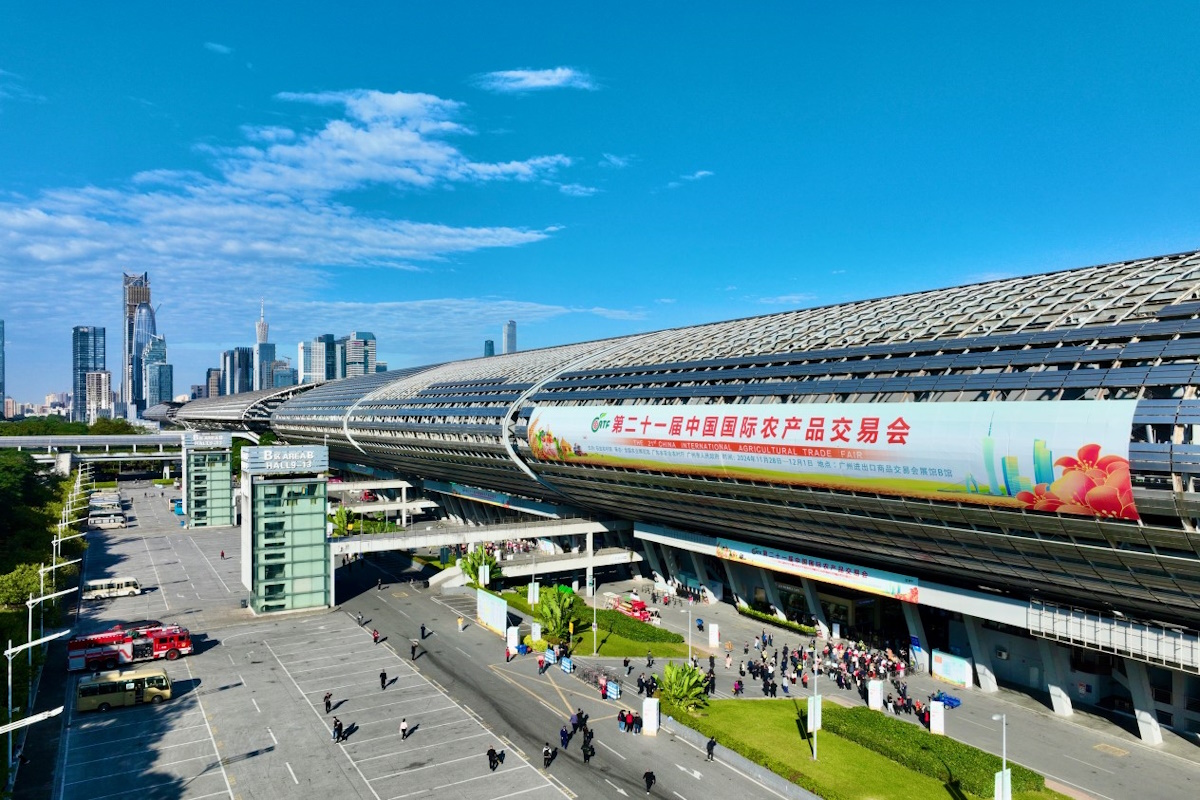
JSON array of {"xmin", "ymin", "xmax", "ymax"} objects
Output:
[
  {"xmin": 600, "ymin": 153, "xmax": 629, "ymax": 169},
  {"xmin": 0, "ymin": 85, "xmax": 630, "ymax": 398},
  {"xmin": 476, "ymin": 67, "xmax": 596, "ymax": 94},
  {"xmin": 655, "ymin": 298, "xmax": 675, "ymax": 304},
  {"xmin": 666, "ymin": 170, "xmax": 714, "ymax": 189},
  {"xmin": 558, "ymin": 183, "xmax": 598, "ymax": 197},
  {"xmin": 208, "ymin": 89, "xmax": 571, "ymax": 195},
  {"xmin": 0, "ymin": 69, "xmax": 45, "ymax": 104},
  {"xmin": 204, "ymin": 42, "xmax": 233, "ymax": 55},
  {"xmin": 758, "ymin": 293, "xmax": 817, "ymax": 306}
]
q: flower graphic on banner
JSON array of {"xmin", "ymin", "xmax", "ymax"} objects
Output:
[{"xmin": 1016, "ymin": 444, "xmax": 1137, "ymax": 520}]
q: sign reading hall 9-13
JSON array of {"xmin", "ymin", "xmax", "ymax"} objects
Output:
[{"xmin": 242, "ymin": 446, "xmax": 329, "ymax": 476}]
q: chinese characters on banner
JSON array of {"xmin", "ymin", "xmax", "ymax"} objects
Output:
[
  {"xmin": 714, "ymin": 538, "xmax": 919, "ymax": 602},
  {"xmin": 527, "ymin": 401, "xmax": 1139, "ymax": 521}
]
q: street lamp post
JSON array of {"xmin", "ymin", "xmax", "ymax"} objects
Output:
[
  {"xmin": 991, "ymin": 713, "xmax": 1010, "ymax": 800},
  {"xmin": 6, "ymin": 631, "xmax": 71, "ymax": 770},
  {"xmin": 38, "ymin": 560, "xmax": 82, "ymax": 640},
  {"xmin": 681, "ymin": 609, "xmax": 692, "ymax": 661}
]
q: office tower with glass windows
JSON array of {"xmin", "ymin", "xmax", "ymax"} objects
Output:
[
  {"xmin": 71, "ymin": 326, "xmax": 106, "ymax": 422},
  {"xmin": 130, "ymin": 301, "xmax": 157, "ymax": 414},
  {"xmin": 502, "ymin": 320, "xmax": 517, "ymax": 354},
  {"xmin": 484, "ymin": 339, "xmax": 495, "ymax": 357},
  {"xmin": 340, "ymin": 331, "xmax": 376, "ymax": 378},
  {"xmin": 206, "ymin": 367, "xmax": 222, "ymax": 398},
  {"xmin": 121, "ymin": 273, "xmax": 151, "ymax": 413}
]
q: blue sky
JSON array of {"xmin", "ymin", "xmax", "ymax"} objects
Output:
[{"xmin": 3, "ymin": 3, "xmax": 1200, "ymax": 403}]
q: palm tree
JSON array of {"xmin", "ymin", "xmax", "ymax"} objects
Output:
[
  {"xmin": 658, "ymin": 662, "xmax": 709, "ymax": 712},
  {"xmin": 535, "ymin": 587, "xmax": 579, "ymax": 641},
  {"xmin": 461, "ymin": 545, "xmax": 501, "ymax": 586},
  {"xmin": 331, "ymin": 506, "xmax": 352, "ymax": 538}
]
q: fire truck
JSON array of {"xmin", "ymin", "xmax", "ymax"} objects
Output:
[
  {"xmin": 67, "ymin": 624, "xmax": 194, "ymax": 672},
  {"xmin": 609, "ymin": 596, "xmax": 652, "ymax": 622}
]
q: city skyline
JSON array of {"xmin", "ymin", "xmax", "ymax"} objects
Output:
[{"xmin": 4, "ymin": 5, "xmax": 1200, "ymax": 401}]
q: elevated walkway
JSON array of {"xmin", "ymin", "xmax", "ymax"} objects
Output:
[
  {"xmin": 498, "ymin": 547, "xmax": 642, "ymax": 578},
  {"xmin": 329, "ymin": 517, "xmax": 627, "ymax": 556},
  {"xmin": 1028, "ymin": 599, "xmax": 1200, "ymax": 674},
  {"xmin": 339, "ymin": 499, "xmax": 439, "ymax": 515},
  {"xmin": 328, "ymin": 480, "xmax": 415, "ymax": 493}
]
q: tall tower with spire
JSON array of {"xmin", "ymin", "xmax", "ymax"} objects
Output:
[
  {"xmin": 253, "ymin": 299, "xmax": 275, "ymax": 391},
  {"xmin": 256, "ymin": 298, "xmax": 269, "ymax": 345}
]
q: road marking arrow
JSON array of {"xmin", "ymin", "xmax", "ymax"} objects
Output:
[
  {"xmin": 675, "ymin": 763, "xmax": 702, "ymax": 780},
  {"xmin": 605, "ymin": 778, "xmax": 629, "ymax": 796}
]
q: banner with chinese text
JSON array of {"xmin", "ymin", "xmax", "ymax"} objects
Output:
[
  {"xmin": 527, "ymin": 401, "xmax": 1138, "ymax": 520},
  {"xmin": 715, "ymin": 538, "xmax": 919, "ymax": 602}
]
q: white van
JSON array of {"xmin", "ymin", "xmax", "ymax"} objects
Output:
[{"xmin": 82, "ymin": 578, "xmax": 142, "ymax": 600}]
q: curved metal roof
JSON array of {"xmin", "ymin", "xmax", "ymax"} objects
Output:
[{"xmin": 175, "ymin": 383, "xmax": 315, "ymax": 430}]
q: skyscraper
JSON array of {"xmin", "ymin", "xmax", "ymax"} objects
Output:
[
  {"xmin": 253, "ymin": 300, "xmax": 276, "ymax": 391},
  {"xmin": 308, "ymin": 334, "xmax": 337, "ymax": 383},
  {"xmin": 221, "ymin": 346, "xmax": 254, "ymax": 395},
  {"xmin": 340, "ymin": 331, "xmax": 376, "ymax": 377},
  {"xmin": 206, "ymin": 367, "xmax": 222, "ymax": 398},
  {"xmin": 85, "ymin": 370, "xmax": 113, "ymax": 422},
  {"xmin": 121, "ymin": 273, "xmax": 151, "ymax": 413},
  {"xmin": 484, "ymin": 339, "xmax": 495, "ymax": 358},
  {"xmin": 71, "ymin": 326, "xmax": 106, "ymax": 423},
  {"xmin": 142, "ymin": 334, "xmax": 172, "ymax": 406},
  {"xmin": 130, "ymin": 301, "xmax": 157, "ymax": 414},
  {"xmin": 503, "ymin": 320, "xmax": 517, "ymax": 354}
]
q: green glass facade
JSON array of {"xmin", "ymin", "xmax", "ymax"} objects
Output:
[
  {"xmin": 185, "ymin": 448, "xmax": 234, "ymax": 527},
  {"xmin": 243, "ymin": 475, "xmax": 329, "ymax": 613}
]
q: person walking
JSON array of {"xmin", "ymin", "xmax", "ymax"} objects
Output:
[
  {"xmin": 487, "ymin": 746, "xmax": 499, "ymax": 771},
  {"xmin": 706, "ymin": 736, "xmax": 716, "ymax": 761},
  {"xmin": 356, "ymin": 612, "xmax": 364, "ymax": 626},
  {"xmin": 411, "ymin": 639, "xmax": 419, "ymax": 660},
  {"xmin": 420, "ymin": 622, "xmax": 427, "ymax": 639},
  {"xmin": 582, "ymin": 740, "xmax": 594, "ymax": 764},
  {"xmin": 559, "ymin": 724, "xmax": 570, "ymax": 750},
  {"xmin": 220, "ymin": 550, "xmax": 225, "ymax": 560},
  {"xmin": 333, "ymin": 718, "xmax": 344, "ymax": 742},
  {"xmin": 399, "ymin": 718, "xmax": 409, "ymax": 740},
  {"xmin": 646, "ymin": 649, "xmax": 654, "ymax": 667},
  {"xmin": 331, "ymin": 718, "xmax": 339, "ymax": 743},
  {"xmin": 624, "ymin": 656, "xmax": 631, "ymax": 675},
  {"xmin": 324, "ymin": 692, "xmax": 332, "ymax": 713},
  {"xmin": 380, "ymin": 670, "xmax": 388, "ymax": 690},
  {"xmin": 542, "ymin": 743, "xmax": 553, "ymax": 769},
  {"xmin": 643, "ymin": 770, "xmax": 656, "ymax": 794},
  {"xmin": 373, "ymin": 629, "xmax": 380, "ymax": 644},
  {"xmin": 377, "ymin": 578, "xmax": 382, "ymax": 590}
]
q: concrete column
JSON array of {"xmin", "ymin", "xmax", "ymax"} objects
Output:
[
  {"xmin": 585, "ymin": 530, "xmax": 594, "ymax": 598},
  {"xmin": 661, "ymin": 546, "xmax": 685, "ymax": 584},
  {"xmin": 756, "ymin": 568, "xmax": 788, "ymax": 621},
  {"xmin": 721, "ymin": 560, "xmax": 750, "ymax": 607},
  {"xmin": 1037, "ymin": 638, "xmax": 1074, "ymax": 717},
  {"xmin": 1122, "ymin": 658, "xmax": 1164, "ymax": 745},
  {"xmin": 902, "ymin": 603, "xmax": 930, "ymax": 672},
  {"xmin": 688, "ymin": 551, "xmax": 714, "ymax": 603},
  {"xmin": 640, "ymin": 539, "xmax": 667, "ymax": 584},
  {"xmin": 799, "ymin": 578, "xmax": 830, "ymax": 638},
  {"xmin": 963, "ymin": 616, "xmax": 998, "ymax": 693}
]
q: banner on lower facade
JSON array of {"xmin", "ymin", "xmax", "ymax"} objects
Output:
[
  {"xmin": 932, "ymin": 650, "xmax": 971, "ymax": 688},
  {"xmin": 715, "ymin": 537, "xmax": 919, "ymax": 602},
  {"xmin": 527, "ymin": 400, "xmax": 1137, "ymax": 520}
]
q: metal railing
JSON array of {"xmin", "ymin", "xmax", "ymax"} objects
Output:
[{"xmin": 1028, "ymin": 599, "xmax": 1200, "ymax": 674}]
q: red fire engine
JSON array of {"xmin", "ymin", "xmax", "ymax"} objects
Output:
[{"xmin": 67, "ymin": 624, "xmax": 194, "ymax": 672}]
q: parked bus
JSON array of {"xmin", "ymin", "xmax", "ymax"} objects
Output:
[
  {"xmin": 87, "ymin": 513, "xmax": 127, "ymax": 530},
  {"xmin": 77, "ymin": 666, "xmax": 172, "ymax": 712},
  {"xmin": 68, "ymin": 623, "xmax": 193, "ymax": 671},
  {"xmin": 88, "ymin": 493, "xmax": 123, "ymax": 511},
  {"xmin": 81, "ymin": 578, "xmax": 141, "ymax": 600}
]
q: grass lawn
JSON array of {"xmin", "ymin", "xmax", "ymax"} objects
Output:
[
  {"xmin": 683, "ymin": 699, "xmax": 1070, "ymax": 800},
  {"xmin": 573, "ymin": 627, "xmax": 692, "ymax": 659}
]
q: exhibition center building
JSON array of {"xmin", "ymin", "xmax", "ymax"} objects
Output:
[{"xmin": 178, "ymin": 249, "xmax": 1200, "ymax": 744}]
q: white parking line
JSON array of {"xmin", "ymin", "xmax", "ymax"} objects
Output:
[
  {"xmin": 371, "ymin": 750, "xmax": 479, "ymax": 780},
  {"xmin": 65, "ymin": 753, "xmax": 215, "ymax": 786},
  {"xmin": 286, "ymin": 762, "xmax": 299, "ymax": 784},
  {"xmin": 387, "ymin": 764, "xmax": 538, "ymax": 799},
  {"xmin": 142, "ymin": 536, "xmax": 170, "ymax": 611},
  {"xmin": 68, "ymin": 737, "xmax": 214, "ymax": 766},
  {"xmin": 356, "ymin": 730, "xmax": 490, "ymax": 763},
  {"xmin": 188, "ymin": 535, "xmax": 231, "ymax": 593},
  {"xmin": 181, "ymin": 658, "xmax": 235, "ymax": 798},
  {"xmin": 71, "ymin": 723, "xmax": 210, "ymax": 749}
]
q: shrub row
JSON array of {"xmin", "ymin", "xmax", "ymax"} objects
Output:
[
  {"xmin": 821, "ymin": 705, "xmax": 1043, "ymax": 797},
  {"xmin": 594, "ymin": 608, "xmax": 684, "ymax": 643},
  {"xmin": 736, "ymin": 605, "xmax": 819, "ymax": 636}
]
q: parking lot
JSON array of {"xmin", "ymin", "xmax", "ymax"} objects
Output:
[{"xmin": 50, "ymin": 486, "xmax": 566, "ymax": 800}]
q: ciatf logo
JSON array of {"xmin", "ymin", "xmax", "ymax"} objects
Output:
[{"xmin": 591, "ymin": 413, "xmax": 611, "ymax": 432}]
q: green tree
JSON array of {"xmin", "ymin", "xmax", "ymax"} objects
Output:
[
  {"xmin": 460, "ymin": 545, "xmax": 501, "ymax": 586},
  {"xmin": 0, "ymin": 563, "xmax": 43, "ymax": 608},
  {"xmin": 331, "ymin": 506, "xmax": 352, "ymax": 537},
  {"xmin": 658, "ymin": 662, "xmax": 709, "ymax": 712},
  {"xmin": 0, "ymin": 450, "xmax": 58, "ymax": 572},
  {"xmin": 87, "ymin": 417, "xmax": 142, "ymax": 435},
  {"xmin": 535, "ymin": 587, "xmax": 579, "ymax": 641}
]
